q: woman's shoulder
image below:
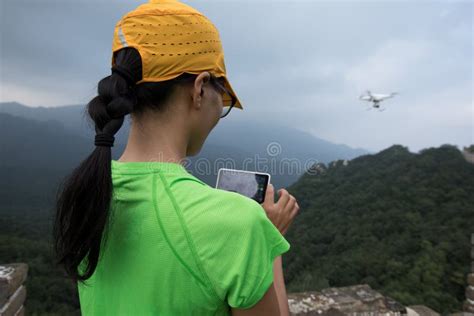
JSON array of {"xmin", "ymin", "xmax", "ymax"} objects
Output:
[{"xmin": 170, "ymin": 177, "xmax": 265, "ymax": 227}]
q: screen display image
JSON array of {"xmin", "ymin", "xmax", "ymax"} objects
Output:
[{"xmin": 216, "ymin": 169, "xmax": 270, "ymax": 203}]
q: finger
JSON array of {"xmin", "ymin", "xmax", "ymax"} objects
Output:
[
  {"xmin": 284, "ymin": 195, "xmax": 297, "ymax": 213},
  {"xmin": 281, "ymin": 204, "xmax": 299, "ymax": 234},
  {"xmin": 289, "ymin": 202, "xmax": 300, "ymax": 218},
  {"xmin": 276, "ymin": 188, "xmax": 290, "ymax": 208},
  {"xmin": 262, "ymin": 183, "xmax": 275, "ymax": 205}
]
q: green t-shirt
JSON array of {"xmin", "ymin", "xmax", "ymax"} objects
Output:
[{"xmin": 77, "ymin": 159, "xmax": 290, "ymax": 315}]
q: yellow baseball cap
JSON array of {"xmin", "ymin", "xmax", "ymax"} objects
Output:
[{"xmin": 111, "ymin": 0, "xmax": 243, "ymax": 109}]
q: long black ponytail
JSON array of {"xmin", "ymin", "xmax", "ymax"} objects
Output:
[{"xmin": 53, "ymin": 47, "xmax": 200, "ymax": 284}]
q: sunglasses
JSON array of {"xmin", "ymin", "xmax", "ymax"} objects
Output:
[
  {"xmin": 209, "ymin": 76, "xmax": 237, "ymax": 118},
  {"xmin": 177, "ymin": 73, "xmax": 237, "ymax": 118}
]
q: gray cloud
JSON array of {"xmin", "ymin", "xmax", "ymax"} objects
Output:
[{"xmin": 1, "ymin": 0, "xmax": 472, "ymax": 152}]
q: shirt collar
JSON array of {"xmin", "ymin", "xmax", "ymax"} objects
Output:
[{"xmin": 112, "ymin": 159, "xmax": 190, "ymax": 175}]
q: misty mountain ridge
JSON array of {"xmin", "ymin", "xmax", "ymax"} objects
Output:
[{"xmin": 0, "ymin": 101, "xmax": 370, "ymax": 187}]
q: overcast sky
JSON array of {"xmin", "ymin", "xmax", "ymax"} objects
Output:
[{"xmin": 1, "ymin": 0, "xmax": 472, "ymax": 153}]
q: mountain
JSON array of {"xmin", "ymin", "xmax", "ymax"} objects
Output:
[
  {"xmin": 0, "ymin": 113, "xmax": 97, "ymax": 209},
  {"xmin": 0, "ymin": 101, "xmax": 90, "ymax": 137},
  {"xmin": 207, "ymin": 119, "xmax": 368, "ymax": 163},
  {"xmin": 0, "ymin": 101, "xmax": 370, "ymax": 188},
  {"xmin": 283, "ymin": 144, "xmax": 474, "ymax": 314},
  {"xmin": 0, "ymin": 112, "xmax": 92, "ymax": 169}
]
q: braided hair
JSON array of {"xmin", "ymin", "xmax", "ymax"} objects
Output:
[{"xmin": 53, "ymin": 47, "xmax": 201, "ymax": 283}]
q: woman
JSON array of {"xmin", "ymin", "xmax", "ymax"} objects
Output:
[{"xmin": 53, "ymin": 0, "xmax": 300, "ymax": 315}]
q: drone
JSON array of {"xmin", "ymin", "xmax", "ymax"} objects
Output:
[{"xmin": 359, "ymin": 90, "xmax": 398, "ymax": 111}]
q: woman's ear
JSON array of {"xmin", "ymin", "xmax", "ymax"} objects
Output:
[{"xmin": 192, "ymin": 72, "xmax": 211, "ymax": 109}]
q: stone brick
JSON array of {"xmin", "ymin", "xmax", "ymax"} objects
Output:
[
  {"xmin": 463, "ymin": 299, "xmax": 474, "ymax": 313},
  {"xmin": 0, "ymin": 285, "xmax": 26, "ymax": 316},
  {"xmin": 14, "ymin": 304, "xmax": 25, "ymax": 316},
  {"xmin": 0, "ymin": 263, "xmax": 28, "ymax": 307},
  {"xmin": 467, "ymin": 286, "xmax": 474, "ymax": 301},
  {"xmin": 408, "ymin": 305, "xmax": 440, "ymax": 315}
]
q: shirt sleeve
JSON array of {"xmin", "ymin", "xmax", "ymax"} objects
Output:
[{"xmin": 192, "ymin": 193, "xmax": 291, "ymax": 309}]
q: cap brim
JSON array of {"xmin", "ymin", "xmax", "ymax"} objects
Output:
[{"xmin": 222, "ymin": 76, "xmax": 243, "ymax": 109}]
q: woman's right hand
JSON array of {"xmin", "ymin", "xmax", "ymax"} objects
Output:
[{"xmin": 260, "ymin": 183, "xmax": 299, "ymax": 236}]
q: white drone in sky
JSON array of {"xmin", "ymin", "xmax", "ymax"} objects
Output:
[{"xmin": 359, "ymin": 90, "xmax": 398, "ymax": 111}]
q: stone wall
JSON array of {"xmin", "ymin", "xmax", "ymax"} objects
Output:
[
  {"xmin": 462, "ymin": 233, "xmax": 474, "ymax": 312},
  {"xmin": 287, "ymin": 284, "xmax": 407, "ymax": 315},
  {"xmin": 462, "ymin": 148, "xmax": 474, "ymax": 164},
  {"xmin": 0, "ymin": 263, "xmax": 28, "ymax": 316}
]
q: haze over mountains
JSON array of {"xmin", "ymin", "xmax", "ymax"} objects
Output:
[{"xmin": 0, "ymin": 101, "xmax": 369, "ymax": 188}]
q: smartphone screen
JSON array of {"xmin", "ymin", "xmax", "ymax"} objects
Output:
[{"xmin": 215, "ymin": 168, "xmax": 270, "ymax": 204}]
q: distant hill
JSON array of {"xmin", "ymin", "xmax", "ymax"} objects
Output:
[
  {"xmin": 283, "ymin": 144, "xmax": 474, "ymax": 314},
  {"xmin": 0, "ymin": 113, "xmax": 94, "ymax": 209},
  {"xmin": 207, "ymin": 119, "xmax": 368, "ymax": 164},
  {"xmin": 0, "ymin": 101, "xmax": 91, "ymax": 137},
  {"xmin": 0, "ymin": 112, "xmax": 91, "ymax": 169},
  {"xmin": 0, "ymin": 101, "xmax": 370, "ymax": 188}
]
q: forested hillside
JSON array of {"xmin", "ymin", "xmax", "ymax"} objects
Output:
[{"xmin": 283, "ymin": 144, "xmax": 474, "ymax": 313}]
